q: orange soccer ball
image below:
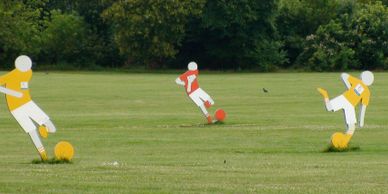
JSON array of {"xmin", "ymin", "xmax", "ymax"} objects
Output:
[{"xmin": 215, "ymin": 109, "xmax": 226, "ymax": 122}]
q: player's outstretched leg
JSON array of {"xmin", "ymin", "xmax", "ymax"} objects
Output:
[
  {"xmin": 204, "ymin": 101, "xmax": 212, "ymax": 108},
  {"xmin": 28, "ymin": 130, "xmax": 48, "ymax": 161},
  {"xmin": 317, "ymin": 88, "xmax": 333, "ymax": 111},
  {"xmin": 203, "ymin": 92, "xmax": 215, "ymax": 109},
  {"xmin": 39, "ymin": 120, "xmax": 56, "ymax": 138},
  {"xmin": 44, "ymin": 120, "xmax": 56, "ymax": 133},
  {"xmin": 199, "ymin": 105, "xmax": 213, "ymax": 124},
  {"xmin": 204, "ymin": 98, "xmax": 215, "ymax": 109}
]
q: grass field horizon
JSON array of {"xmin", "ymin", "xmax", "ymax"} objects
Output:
[{"xmin": 0, "ymin": 71, "xmax": 387, "ymax": 193}]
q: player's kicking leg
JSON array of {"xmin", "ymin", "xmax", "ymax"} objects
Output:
[
  {"xmin": 203, "ymin": 93, "xmax": 215, "ymax": 109},
  {"xmin": 39, "ymin": 120, "xmax": 57, "ymax": 138},
  {"xmin": 190, "ymin": 89, "xmax": 214, "ymax": 124},
  {"xmin": 317, "ymin": 88, "xmax": 333, "ymax": 111},
  {"xmin": 11, "ymin": 101, "xmax": 52, "ymax": 160},
  {"xmin": 27, "ymin": 101, "xmax": 56, "ymax": 138},
  {"xmin": 198, "ymin": 88, "xmax": 215, "ymax": 123}
]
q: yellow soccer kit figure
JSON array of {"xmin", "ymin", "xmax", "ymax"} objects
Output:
[
  {"xmin": 0, "ymin": 69, "xmax": 33, "ymax": 111},
  {"xmin": 318, "ymin": 71, "xmax": 374, "ymax": 148},
  {"xmin": 343, "ymin": 75, "xmax": 370, "ymax": 107},
  {"xmin": 0, "ymin": 56, "xmax": 57, "ymax": 161}
]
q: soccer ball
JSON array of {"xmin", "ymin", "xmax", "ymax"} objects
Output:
[
  {"xmin": 55, "ymin": 141, "xmax": 75, "ymax": 161},
  {"xmin": 331, "ymin": 132, "xmax": 348, "ymax": 149},
  {"xmin": 215, "ymin": 109, "xmax": 226, "ymax": 122}
]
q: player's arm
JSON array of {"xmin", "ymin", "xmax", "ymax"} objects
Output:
[
  {"xmin": 359, "ymin": 104, "xmax": 367, "ymax": 127},
  {"xmin": 175, "ymin": 77, "xmax": 185, "ymax": 86},
  {"xmin": 359, "ymin": 94, "xmax": 370, "ymax": 127},
  {"xmin": 0, "ymin": 86, "xmax": 22, "ymax": 98},
  {"xmin": 187, "ymin": 75, "xmax": 196, "ymax": 93},
  {"xmin": 341, "ymin": 73, "xmax": 351, "ymax": 89}
]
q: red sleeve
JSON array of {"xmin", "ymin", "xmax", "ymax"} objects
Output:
[
  {"xmin": 194, "ymin": 70, "xmax": 199, "ymax": 76},
  {"xmin": 179, "ymin": 71, "xmax": 189, "ymax": 81}
]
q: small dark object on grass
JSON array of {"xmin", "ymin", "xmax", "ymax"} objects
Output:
[
  {"xmin": 32, "ymin": 158, "xmax": 72, "ymax": 164},
  {"xmin": 224, "ymin": 160, "xmax": 226, "ymax": 164},
  {"xmin": 262, "ymin": 88, "xmax": 269, "ymax": 93},
  {"xmin": 323, "ymin": 146, "xmax": 361, "ymax": 153}
]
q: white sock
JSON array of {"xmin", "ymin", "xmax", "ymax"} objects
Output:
[
  {"xmin": 28, "ymin": 130, "xmax": 45, "ymax": 152},
  {"xmin": 345, "ymin": 124, "xmax": 356, "ymax": 135}
]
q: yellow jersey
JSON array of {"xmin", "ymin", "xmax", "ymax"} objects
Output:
[
  {"xmin": 343, "ymin": 75, "xmax": 370, "ymax": 106},
  {"xmin": 0, "ymin": 69, "xmax": 32, "ymax": 111}
]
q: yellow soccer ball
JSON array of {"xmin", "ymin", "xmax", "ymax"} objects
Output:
[
  {"xmin": 331, "ymin": 132, "xmax": 348, "ymax": 150},
  {"xmin": 55, "ymin": 141, "xmax": 74, "ymax": 161}
]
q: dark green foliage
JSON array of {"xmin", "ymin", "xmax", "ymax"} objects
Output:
[
  {"xmin": 297, "ymin": 21, "xmax": 358, "ymax": 71},
  {"xmin": 178, "ymin": 0, "xmax": 286, "ymax": 70},
  {"xmin": 0, "ymin": 0, "xmax": 387, "ymax": 71},
  {"xmin": 39, "ymin": 10, "xmax": 95, "ymax": 66},
  {"xmin": 277, "ymin": 0, "xmax": 339, "ymax": 67},
  {"xmin": 0, "ymin": 1, "xmax": 41, "ymax": 68},
  {"xmin": 297, "ymin": 1, "xmax": 388, "ymax": 71},
  {"xmin": 102, "ymin": 0, "xmax": 205, "ymax": 67}
]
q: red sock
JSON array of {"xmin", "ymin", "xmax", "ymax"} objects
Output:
[
  {"xmin": 207, "ymin": 116, "xmax": 213, "ymax": 124},
  {"xmin": 204, "ymin": 101, "xmax": 212, "ymax": 108}
]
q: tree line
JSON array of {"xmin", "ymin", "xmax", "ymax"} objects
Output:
[{"xmin": 0, "ymin": 0, "xmax": 387, "ymax": 71}]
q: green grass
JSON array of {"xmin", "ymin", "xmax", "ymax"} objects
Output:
[{"xmin": 0, "ymin": 71, "xmax": 387, "ymax": 193}]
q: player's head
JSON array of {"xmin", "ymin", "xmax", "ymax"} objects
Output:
[
  {"xmin": 188, "ymin": 61, "xmax": 198, "ymax": 71},
  {"xmin": 15, "ymin": 55, "xmax": 32, "ymax": 72},
  {"xmin": 360, "ymin": 71, "xmax": 374, "ymax": 86}
]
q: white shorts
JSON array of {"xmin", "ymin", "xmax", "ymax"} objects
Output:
[
  {"xmin": 330, "ymin": 95, "xmax": 356, "ymax": 125},
  {"xmin": 189, "ymin": 88, "xmax": 213, "ymax": 107},
  {"xmin": 11, "ymin": 101, "xmax": 50, "ymax": 133}
]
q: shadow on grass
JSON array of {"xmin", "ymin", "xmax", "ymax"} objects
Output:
[
  {"xmin": 323, "ymin": 146, "xmax": 361, "ymax": 153},
  {"xmin": 32, "ymin": 158, "xmax": 73, "ymax": 165},
  {"xmin": 179, "ymin": 121, "xmax": 225, "ymax": 128}
]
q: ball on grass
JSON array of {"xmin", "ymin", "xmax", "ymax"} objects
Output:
[
  {"xmin": 331, "ymin": 132, "xmax": 348, "ymax": 150},
  {"xmin": 215, "ymin": 109, "xmax": 226, "ymax": 122},
  {"xmin": 55, "ymin": 141, "xmax": 74, "ymax": 161}
]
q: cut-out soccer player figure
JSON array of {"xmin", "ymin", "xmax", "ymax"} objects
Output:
[
  {"xmin": 0, "ymin": 55, "xmax": 56, "ymax": 161},
  {"xmin": 175, "ymin": 62, "xmax": 215, "ymax": 124},
  {"xmin": 317, "ymin": 71, "xmax": 374, "ymax": 147}
]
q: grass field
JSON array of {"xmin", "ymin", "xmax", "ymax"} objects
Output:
[{"xmin": 0, "ymin": 71, "xmax": 387, "ymax": 193}]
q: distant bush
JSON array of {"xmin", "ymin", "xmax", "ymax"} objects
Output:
[
  {"xmin": 296, "ymin": 1, "xmax": 388, "ymax": 71},
  {"xmin": 39, "ymin": 10, "xmax": 97, "ymax": 67},
  {"xmin": 0, "ymin": 1, "xmax": 41, "ymax": 68}
]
